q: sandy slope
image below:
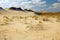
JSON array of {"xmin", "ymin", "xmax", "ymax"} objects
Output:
[{"xmin": 0, "ymin": 10, "xmax": 60, "ymax": 40}]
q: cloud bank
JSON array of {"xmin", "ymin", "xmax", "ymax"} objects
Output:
[
  {"xmin": 0, "ymin": 0, "xmax": 60, "ymax": 12},
  {"xmin": 45, "ymin": 3, "xmax": 60, "ymax": 12}
]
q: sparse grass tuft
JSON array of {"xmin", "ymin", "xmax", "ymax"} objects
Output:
[
  {"xmin": 43, "ymin": 18, "xmax": 49, "ymax": 21},
  {"xmin": 56, "ymin": 16, "xmax": 60, "ymax": 22}
]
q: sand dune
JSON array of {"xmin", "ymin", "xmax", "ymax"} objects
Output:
[{"xmin": 0, "ymin": 10, "xmax": 60, "ymax": 40}]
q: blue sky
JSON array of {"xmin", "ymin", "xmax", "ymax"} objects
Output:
[{"xmin": 0, "ymin": 0, "xmax": 60, "ymax": 12}]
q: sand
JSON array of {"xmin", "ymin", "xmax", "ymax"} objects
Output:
[{"xmin": 0, "ymin": 10, "xmax": 60, "ymax": 40}]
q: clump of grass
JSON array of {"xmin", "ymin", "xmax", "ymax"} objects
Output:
[
  {"xmin": 52, "ymin": 15, "xmax": 56, "ymax": 18},
  {"xmin": 4, "ymin": 16, "xmax": 13, "ymax": 21},
  {"xmin": 24, "ymin": 17, "xmax": 27, "ymax": 19},
  {"xmin": 31, "ymin": 16, "xmax": 38, "ymax": 20},
  {"xmin": 39, "ymin": 21, "xmax": 42, "ymax": 23},
  {"xmin": 3, "ymin": 16, "xmax": 9, "ymax": 19},
  {"xmin": 56, "ymin": 16, "xmax": 60, "ymax": 22},
  {"xmin": 12, "ymin": 16, "xmax": 19, "ymax": 19},
  {"xmin": 20, "ymin": 16, "xmax": 24, "ymax": 19},
  {"xmin": 0, "ymin": 22, "xmax": 9, "ymax": 26},
  {"xmin": 0, "ymin": 29, "xmax": 8, "ymax": 40},
  {"xmin": 43, "ymin": 18, "xmax": 49, "ymax": 21},
  {"xmin": 0, "ymin": 16, "xmax": 13, "ymax": 26},
  {"xmin": 26, "ymin": 23, "xmax": 45, "ymax": 31}
]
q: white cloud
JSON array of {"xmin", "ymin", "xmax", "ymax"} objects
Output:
[
  {"xmin": 19, "ymin": 0, "xmax": 46, "ymax": 10},
  {"xmin": 0, "ymin": 0, "xmax": 19, "ymax": 8},
  {"xmin": 0, "ymin": 0, "xmax": 47, "ymax": 12},
  {"xmin": 52, "ymin": 3, "xmax": 60, "ymax": 8},
  {"xmin": 0, "ymin": 0, "xmax": 60, "ymax": 12},
  {"xmin": 45, "ymin": 3, "xmax": 60, "ymax": 12},
  {"xmin": 32, "ymin": 0, "xmax": 41, "ymax": 3},
  {"xmin": 57, "ymin": 0, "xmax": 60, "ymax": 1},
  {"xmin": 20, "ymin": 1, "xmax": 33, "ymax": 9},
  {"xmin": 0, "ymin": 0, "xmax": 9, "ymax": 3},
  {"xmin": 32, "ymin": 0, "xmax": 46, "ymax": 5}
]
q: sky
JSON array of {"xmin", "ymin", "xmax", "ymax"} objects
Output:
[{"xmin": 0, "ymin": 0, "xmax": 60, "ymax": 12}]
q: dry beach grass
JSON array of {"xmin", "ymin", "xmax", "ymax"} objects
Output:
[{"xmin": 0, "ymin": 10, "xmax": 60, "ymax": 40}]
